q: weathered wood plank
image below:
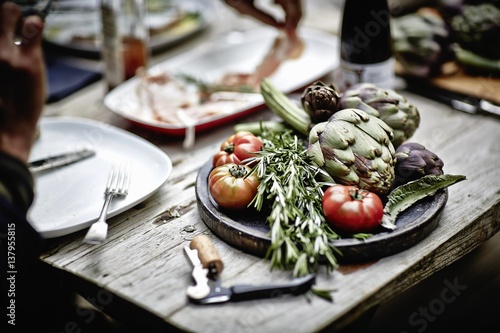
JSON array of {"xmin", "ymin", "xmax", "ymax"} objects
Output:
[
  {"xmin": 37, "ymin": 2, "xmax": 499, "ymax": 330},
  {"xmin": 41, "ymin": 89, "xmax": 500, "ymax": 332}
]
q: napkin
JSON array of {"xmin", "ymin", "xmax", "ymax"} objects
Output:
[{"xmin": 45, "ymin": 56, "xmax": 102, "ymax": 103}]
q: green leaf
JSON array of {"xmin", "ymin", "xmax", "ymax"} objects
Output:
[
  {"xmin": 382, "ymin": 174, "xmax": 466, "ymax": 227},
  {"xmin": 352, "ymin": 233, "xmax": 373, "ymax": 240},
  {"xmin": 310, "ymin": 287, "xmax": 336, "ymax": 302}
]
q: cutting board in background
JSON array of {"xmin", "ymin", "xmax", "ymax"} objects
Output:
[{"xmin": 397, "ymin": 61, "xmax": 500, "ymax": 105}]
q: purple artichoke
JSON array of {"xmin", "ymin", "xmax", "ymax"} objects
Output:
[
  {"xmin": 301, "ymin": 81, "xmax": 341, "ymax": 123},
  {"xmin": 393, "ymin": 142, "xmax": 444, "ymax": 187}
]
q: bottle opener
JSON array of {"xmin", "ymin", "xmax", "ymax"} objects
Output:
[{"xmin": 184, "ymin": 235, "xmax": 316, "ymax": 304}]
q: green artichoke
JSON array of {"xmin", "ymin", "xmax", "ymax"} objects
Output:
[
  {"xmin": 339, "ymin": 83, "xmax": 420, "ymax": 148},
  {"xmin": 301, "ymin": 81, "xmax": 341, "ymax": 123},
  {"xmin": 449, "ymin": 3, "xmax": 500, "ymax": 60},
  {"xmin": 391, "ymin": 10, "xmax": 451, "ymax": 77},
  {"xmin": 393, "ymin": 142, "xmax": 444, "ymax": 187},
  {"xmin": 448, "ymin": 3, "xmax": 500, "ymax": 75},
  {"xmin": 307, "ymin": 108, "xmax": 396, "ymax": 195}
]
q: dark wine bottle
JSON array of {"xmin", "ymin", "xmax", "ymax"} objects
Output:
[{"xmin": 338, "ymin": 0, "xmax": 395, "ymax": 90}]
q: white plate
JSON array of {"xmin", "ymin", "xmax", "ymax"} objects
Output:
[
  {"xmin": 104, "ymin": 27, "xmax": 339, "ymax": 136},
  {"xmin": 43, "ymin": 0, "xmax": 213, "ymax": 56},
  {"xmin": 28, "ymin": 117, "xmax": 172, "ymax": 238}
]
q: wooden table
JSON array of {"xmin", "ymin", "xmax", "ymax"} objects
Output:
[{"xmin": 39, "ymin": 2, "xmax": 499, "ymax": 332}]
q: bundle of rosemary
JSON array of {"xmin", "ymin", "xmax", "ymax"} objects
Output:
[{"xmin": 248, "ymin": 128, "xmax": 341, "ymax": 277}]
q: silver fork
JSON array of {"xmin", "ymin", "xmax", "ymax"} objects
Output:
[{"xmin": 82, "ymin": 161, "xmax": 131, "ymax": 245}]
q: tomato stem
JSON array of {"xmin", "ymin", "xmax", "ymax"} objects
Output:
[
  {"xmin": 349, "ymin": 187, "xmax": 368, "ymax": 201},
  {"xmin": 224, "ymin": 143, "xmax": 235, "ymax": 154},
  {"xmin": 229, "ymin": 165, "xmax": 248, "ymax": 178}
]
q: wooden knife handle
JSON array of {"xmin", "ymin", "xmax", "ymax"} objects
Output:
[{"xmin": 190, "ymin": 235, "xmax": 224, "ymax": 276}]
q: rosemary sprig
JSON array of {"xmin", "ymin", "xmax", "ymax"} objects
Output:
[{"xmin": 249, "ymin": 129, "xmax": 341, "ymax": 277}]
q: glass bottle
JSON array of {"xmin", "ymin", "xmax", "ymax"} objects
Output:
[
  {"xmin": 338, "ymin": 0, "xmax": 395, "ymax": 90},
  {"xmin": 100, "ymin": 0, "xmax": 149, "ymax": 91}
]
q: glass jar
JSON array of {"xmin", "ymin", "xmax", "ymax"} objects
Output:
[{"xmin": 100, "ymin": 0, "xmax": 149, "ymax": 91}]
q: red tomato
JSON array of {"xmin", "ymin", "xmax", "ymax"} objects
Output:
[
  {"xmin": 322, "ymin": 184, "xmax": 384, "ymax": 233},
  {"xmin": 212, "ymin": 131, "xmax": 263, "ymax": 167},
  {"xmin": 208, "ymin": 163, "xmax": 260, "ymax": 210}
]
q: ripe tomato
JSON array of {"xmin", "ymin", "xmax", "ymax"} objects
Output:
[
  {"xmin": 208, "ymin": 163, "xmax": 260, "ymax": 210},
  {"xmin": 212, "ymin": 131, "xmax": 263, "ymax": 167},
  {"xmin": 322, "ymin": 184, "xmax": 384, "ymax": 233}
]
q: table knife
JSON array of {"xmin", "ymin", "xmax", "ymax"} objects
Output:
[
  {"xmin": 184, "ymin": 235, "xmax": 316, "ymax": 304},
  {"xmin": 28, "ymin": 148, "xmax": 95, "ymax": 172},
  {"xmin": 403, "ymin": 78, "xmax": 500, "ymax": 118}
]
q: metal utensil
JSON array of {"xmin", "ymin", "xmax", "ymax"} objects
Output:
[
  {"xmin": 184, "ymin": 235, "xmax": 316, "ymax": 304},
  {"xmin": 404, "ymin": 77, "xmax": 500, "ymax": 118},
  {"xmin": 20, "ymin": 0, "xmax": 53, "ymax": 20},
  {"xmin": 82, "ymin": 162, "xmax": 131, "ymax": 245},
  {"xmin": 28, "ymin": 148, "xmax": 95, "ymax": 172}
]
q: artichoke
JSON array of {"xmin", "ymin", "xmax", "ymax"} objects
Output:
[
  {"xmin": 448, "ymin": 3, "xmax": 500, "ymax": 75},
  {"xmin": 307, "ymin": 108, "xmax": 396, "ymax": 195},
  {"xmin": 391, "ymin": 9, "xmax": 452, "ymax": 77},
  {"xmin": 301, "ymin": 81, "xmax": 341, "ymax": 123},
  {"xmin": 393, "ymin": 142, "xmax": 444, "ymax": 187},
  {"xmin": 340, "ymin": 83, "xmax": 420, "ymax": 148},
  {"xmin": 449, "ymin": 3, "xmax": 500, "ymax": 60}
]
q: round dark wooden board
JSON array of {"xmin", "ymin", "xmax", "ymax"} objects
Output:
[{"xmin": 195, "ymin": 160, "xmax": 448, "ymax": 263}]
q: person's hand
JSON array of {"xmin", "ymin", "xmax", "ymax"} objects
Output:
[
  {"xmin": 224, "ymin": 0, "xmax": 302, "ymax": 32},
  {"xmin": 0, "ymin": 2, "xmax": 46, "ymax": 163}
]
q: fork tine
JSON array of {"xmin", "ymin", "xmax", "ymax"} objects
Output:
[
  {"xmin": 115, "ymin": 161, "xmax": 130, "ymax": 195},
  {"xmin": 105, "ymin": 163, "xmax": 118, "ymax": 194},
  {"xmin": 113, "ymin": 163, "xmax": 123, "ymax": 194},
  {"xmin": 122, "ymin": 162, "xmax": 131, "ymax": 195},
  {"xmin": 82, "ymin": 161, "xmax": 131, "ymax": 245}
]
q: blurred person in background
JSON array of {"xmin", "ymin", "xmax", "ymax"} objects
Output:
[
  {"xmin": 224, "ymin": 0, "xmax": 302, "ymax": 31},
  {"xmin": 0, "ymin": 2, "xmax": 66, "ymax": 332}
]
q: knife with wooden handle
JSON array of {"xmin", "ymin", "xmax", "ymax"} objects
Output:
[{"xmin": 184, "ymin": 235, "xmax": 316, "ymax": 304}]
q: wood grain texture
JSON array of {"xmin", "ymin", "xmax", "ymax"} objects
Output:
[
  {"xmin": 40, "ymin": 88, "xmax": 500, "ymax": 332},
  {"xmin": 396, "ymin": 61, "xmax": 500, "ymax": 105}
]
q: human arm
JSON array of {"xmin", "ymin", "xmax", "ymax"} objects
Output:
[
  {"xmin": 0, "ymin": 5, "xmax": 50, "ymax": 328},
  {"xmin": 223, "ymin": 0, "xmax": 302, "ymax": 32},
  {"xmin": 0, "ymin": 1, "xmax": 46, "ymax": 165}
]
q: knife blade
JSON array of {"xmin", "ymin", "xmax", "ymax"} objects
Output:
[
  {"xmin": 403, "ymin": 78, "xmax": 500, "ymax": 118},
  {"xmin": 28, "ymin": 148, "xmax": 95, "ymax": 172}
]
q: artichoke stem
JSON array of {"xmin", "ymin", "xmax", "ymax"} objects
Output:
[{"xmin": 260, "ymin": 78, "xmax": 311, "ymax": 137}]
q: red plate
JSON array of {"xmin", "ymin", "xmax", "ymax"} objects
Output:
[{"xmin": 104, "ymin": 27, "xmax": 339, "ymax": 137}]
